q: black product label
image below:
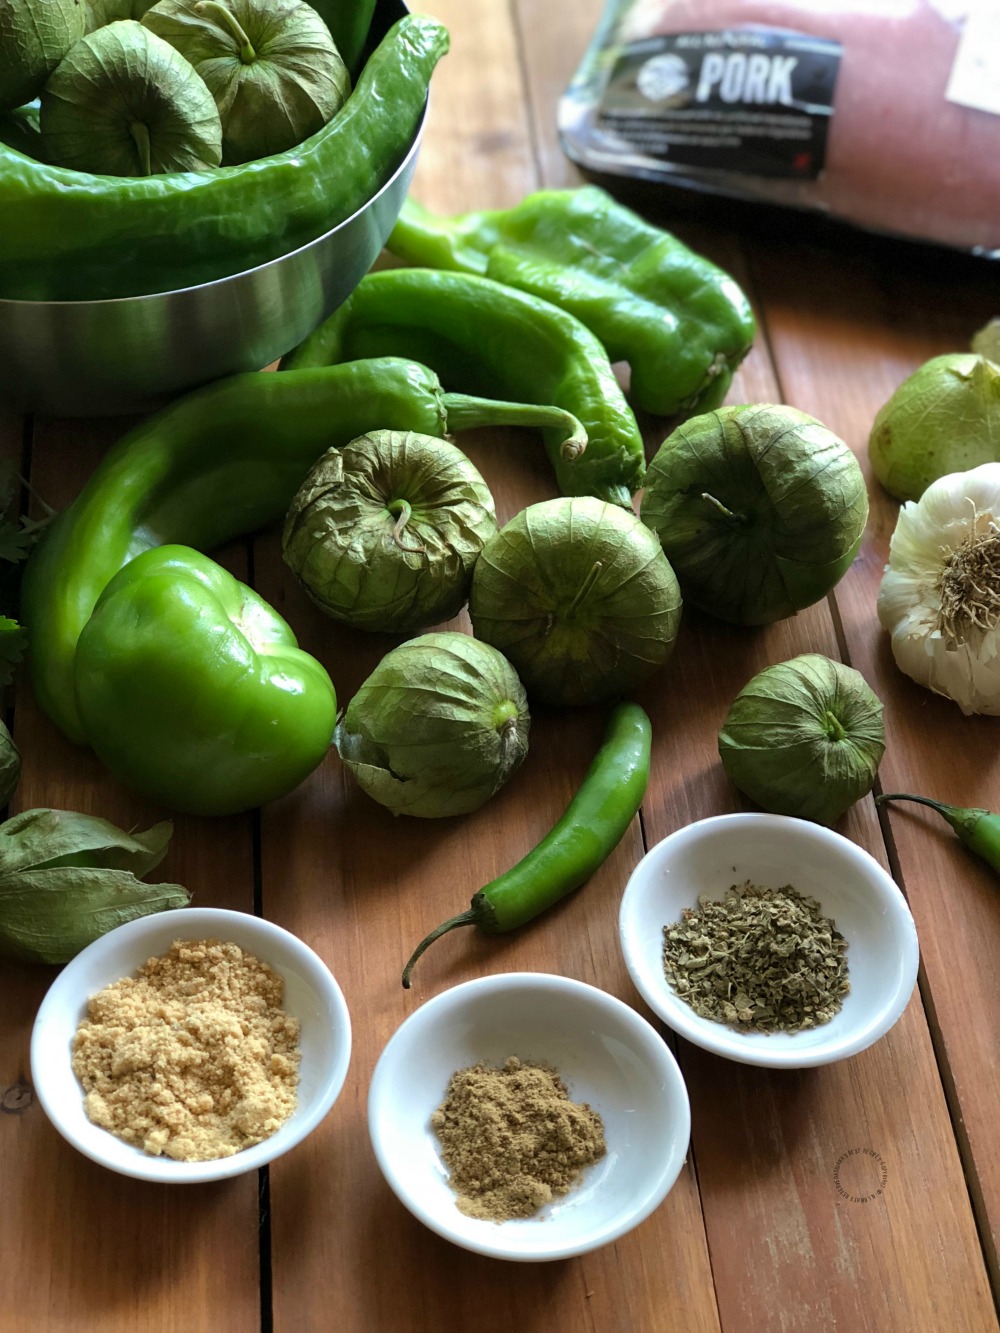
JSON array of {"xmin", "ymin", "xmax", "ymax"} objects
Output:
[{"xmin": 597, "ymin": 28, "xmax": 841, "ymax": 179}]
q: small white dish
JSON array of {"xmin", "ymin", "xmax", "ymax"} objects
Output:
[
  {"xmin": 619, "ymin": 813, "xmax": 919, "ymax": 1069},
  {"xmin": 368, "ymin": 972, "xmax": 691, "ymax": 1262},
  {"xmin": 30, "ymin": 907, "xmax": 351, "ymax": 1183}
]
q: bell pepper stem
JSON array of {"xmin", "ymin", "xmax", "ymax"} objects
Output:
[
  {"xmin": 197, "ymin": 1, "xmax": 257, "ymax": 63},
  {"xmin": 402, "ymin": 908, "xmax": 478, "ymax": 988},
  {"xmin": 441, "ymin": 393, "xmax": 588, "ymax": 462}
]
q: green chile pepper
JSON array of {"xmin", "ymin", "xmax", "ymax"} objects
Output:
[
  {"xmin": 387, "ymin": 187, "xmax": 757, "ymax": 417},
  {"xmin": 283, "ymin": 268, "xmax": 647, "ymax": 505},
  {"xmin": 311, "ymin": 0, "xmax": 377, "ymax": 75},
  {"xmin": 24, "ymin": 358, "xmax": 588, "ymax": 755},
  {"xmin": 0, "ymin": 14, "xmax": 447, "ymax": 300},
  {"xmin": 401, "ymin": 701, "xmax": 651, "ymax": 987},
  {"xmin": 876, "ymin": 792, "xmax": 1000, "ymax": 878},
  {"xmin": 74, "ymin": 546, "xmax": 337, "ymax": 816}
]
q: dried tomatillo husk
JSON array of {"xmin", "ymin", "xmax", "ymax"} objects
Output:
[
  {"xmin": 469, "ymin": 495, "xmax": 682, "ymax": 707},
  {"xmin": 719, "ymin": 654, "xmax": 885, "ymax": 826},
  {"xmin": 0, "ymin": 809, "xmax": 189, "ymax": 963},
  {"xmin": 39, "ymin": 20, "xmax": 222, "ymax": 176},
  {"xmin": 640, "ymin": 404, "xmax": 868, "ymax": 626},
  {"xmin": 335, "ymin": 632, "xmax": 530, "ymax": 819},
  {"xmin": 142, "ymin": 0, "xmax": 349, "ymax": 165},
  {"xmin": 0, "ymin": 0, "xmax": 86, "ymax": 112},
  {"xmin": 282, "ymin": 430, "xmax": 498, "ymax": 634}
]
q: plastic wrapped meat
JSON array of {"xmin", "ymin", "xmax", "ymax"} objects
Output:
[{"xmin": 559, "ymin": 0, "xmax": 1000, "ymax": 254}]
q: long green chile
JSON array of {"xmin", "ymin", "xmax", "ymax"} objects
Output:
[
  {"xmin": 876, "ymin": 792, "xmax": 1000, "ymax": 876},
  {"xmin": 401, "ymin": 702, "xmax": 651, "ymax": 987},
  {"xmin": 0, "ymin": 14, "xmax": 446, "ymax": 300},
  {"xmin": 312, "ymin": 0, "xmax": 378, "ymax": 74},
  {"xmin": 22, "ymin": 358, "xmax": 588, "ymax": 743},
  {"xmin": 282, "ymin": 268, "xmax": 647, "ymax": 505}
]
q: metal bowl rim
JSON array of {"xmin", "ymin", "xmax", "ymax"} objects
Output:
[{"xmin": 0, "ymin": 104, "xmax": 426, "ymax": 311}]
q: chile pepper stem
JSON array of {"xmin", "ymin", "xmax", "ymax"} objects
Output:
[
  {"xmin": 197, "ymin": 2, "xmax": 257, "ymax": 62},
  {"xmin": 876, "ymin": 793, "xmax": 954, "ymax": 817},
  {"xmin": 401, "ymin": 909, "xmax": 478, "ymax": 988},
  {"xmin": 129, "ymin": 122, "xmax": 152, "ymax": 176},
  {"xmin": 701, "ymin": 492, "xmax": 746, "ymax": 525},
  {"xmin": 441, "ymin": 394, "xmax": 588, "ymax": 462},
  {"xmin": 387, "ymin": 498, "xmax": 425, "ymax": 553}
]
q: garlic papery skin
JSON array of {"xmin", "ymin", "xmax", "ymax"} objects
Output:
[{"xmin": 877, "ymin": 463, "xmax": 1000, "ymax": 715}]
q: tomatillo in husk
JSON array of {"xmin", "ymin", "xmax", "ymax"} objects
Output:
[
  {"xmin": 73, "ymin": 545, "xmax": 337, "ymax": 815},
  {"xmin": 282, "ymin": 429, "xmax": 497, "ymax": 633},
  {"xmin": 640, "ymin": 404, "xmax": 868, "ymax": 626},
  {"xmin": 142, "ymin": 0, "xmax": 349, "ymax": 165},
  {"xmin": 718, "ymin": 654, "xmax": 885, "ymax": 826},
  {"xmin": 39, "ymin": 21, "xmax": 223, "ymax": 175},
  {"xmin": 0, "ymin": 0, "xmax": 86, "ymax": 112},
  {"xmin": 335, "ymin": 632, "xmax": 529, "ymax": 818},
  {"xmin": 469, "ymin": 496, "xmax": 682, "ymax": 706}
]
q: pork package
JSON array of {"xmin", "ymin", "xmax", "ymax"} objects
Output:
[{"xmin": 559, "ymin": 0, "xmax": 1000, "ymax": 255}]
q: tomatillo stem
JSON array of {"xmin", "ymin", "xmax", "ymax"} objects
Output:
[
  {"xmin": 823, "ymin": 710, "xmax": 846, "ymax": 742},
  {"xmin": 701, "ymin": 492, "xmax": 746, "ymax": 525},
  {"xmin": 567, "ymin": 561, "xmax": 603, "ymax": 616},
  {"xmin": 387, "ymin": 498, "xmax": 425, "ymax": 553},
  {"xmin": 129, "ymin": 122, "xmax": 152, "ymax": 176},
  {"xmin": 198, "ymin": 2, "xmax": 257, "ymax": 62},
  {"xmin": 401, "ymin": 702, "xmax": 652, "ymax": 988}
]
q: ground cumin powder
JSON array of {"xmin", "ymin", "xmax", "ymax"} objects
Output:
[
  {"xmin": 71, "ymin": 939, "xmax": 300, "ymax": 1162},
  {"xmin": 431, "ymin": 1056, "xmax": 606, "ymax": 1221}
]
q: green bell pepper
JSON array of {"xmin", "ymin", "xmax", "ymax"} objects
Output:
[
  {"xmin": 23, "ymin": 357, "xmax": 588, "ymax": 813},
  {"xmin": 74, "ymin": 546, "xmax": 337, "ymax": 817},
  {"xmin": 0, "ymin": 14, "xmax": 447, "ymax": 300},
  {"xmin": 387, "ymin": 186, "xmax": 756, "ymax": 417}
]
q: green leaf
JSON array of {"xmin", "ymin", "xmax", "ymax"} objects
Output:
[
  {"xmin": 0, "ymin": 868, "xmax": 190, "ymax": 964},
  {"xmin": 0, "ymin": 809, "xmax": 173, "ymax": 877}
]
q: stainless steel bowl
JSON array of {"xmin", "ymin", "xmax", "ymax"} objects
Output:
[{"xmin": 0, "ymin": 0, "xmax": 420, "ymax": 418}]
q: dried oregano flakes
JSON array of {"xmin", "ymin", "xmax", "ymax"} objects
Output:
[{"xmin": 661, "ymin": 881, "xmax": 850, "ymax": 1034}]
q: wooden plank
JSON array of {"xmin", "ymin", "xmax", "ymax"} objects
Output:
[
  {"xmin": 0, "ymin": 414, "xmax": 261, "ymax": 1333},
  {"xmin": 263, "ymin": 2, "xmax": 721, "ymax": 1329},
  {"xmin": 514, "ymin": 2, "xmax": 998, "ymax": 1327},
  {"xmin": 750, "ymin": 238, "xmax": 1000, "ymax": 1285}
]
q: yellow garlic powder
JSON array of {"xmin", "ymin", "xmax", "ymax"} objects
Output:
[{"xmin": 72, "ymin": 938, "xmax": 301, "ymax": 1162}]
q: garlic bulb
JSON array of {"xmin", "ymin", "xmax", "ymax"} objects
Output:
[{"xmin": 878, "ymin": 463, "xmax": 1000, "ymax": 714}]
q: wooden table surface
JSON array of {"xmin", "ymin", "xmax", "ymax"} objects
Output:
[{"xmin": 3, "ymin": 2, "xmax": 999, "ymax": 1330}]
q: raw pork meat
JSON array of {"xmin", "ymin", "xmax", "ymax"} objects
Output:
[{"xmin": 560, "ymin": 1, "xmax": 1000, "ymax": 253}]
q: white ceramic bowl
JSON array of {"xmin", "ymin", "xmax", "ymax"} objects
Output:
[
  {"xmin": 30, "ymin": 907, "xmax": 351, "ymax": 1182},
  {"xmin": 368, "ymin": 972, "xmax": 691, "ymax": 1262},
  {"xmin": 619, "ymin": 814, "xmax": 919, "ymax": 1069}
]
